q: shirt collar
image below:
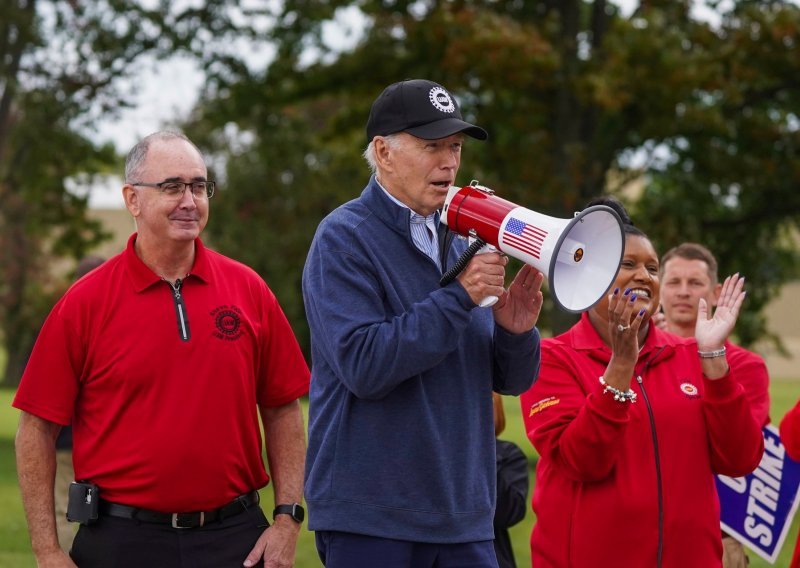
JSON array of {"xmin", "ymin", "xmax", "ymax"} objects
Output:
[
  {"xmin": 123, "ymin": 233, "xmax": 211, "ymax": 292},
  {"xmin": 375, "ymin": 178, "xmax": 439, "ymax": 225}
]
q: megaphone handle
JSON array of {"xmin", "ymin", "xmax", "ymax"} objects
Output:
[
  {"xmin": 438, "ymin": 237, "xmax": 500, "ymax": 308},
  {"xmin": 475, "ymin": 242, "xmax": 499, "ymax": 307},
  {"xmin": 439, "ymin": 237, "xmax": 488, "ymax": 287}
]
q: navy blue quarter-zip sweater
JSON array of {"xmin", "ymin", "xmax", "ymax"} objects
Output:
[{"xmin": 302, "ymin": 177, "xmax": 540, "ymax": 543}]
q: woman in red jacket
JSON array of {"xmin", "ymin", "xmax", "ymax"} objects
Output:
[
  {"xmin": 520, "ymin": 198, "xmax": 764, "ymax": 568},
  {"xmin": 779, "ymin": 403, "xmax": 800, "ymax": 568}
]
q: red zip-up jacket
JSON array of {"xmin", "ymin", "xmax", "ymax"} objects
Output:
[
  {"xmin": 521, "ymin": 314, "xmax": 764, "ymax": 568},
  {"xmin": 779, "ymin": 401, "xmax": 800, "ymax": 568}
]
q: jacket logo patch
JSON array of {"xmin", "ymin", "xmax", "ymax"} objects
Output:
[
  {"xmin": 529, "ymin": 396, "xmax": 560, "ymax": 416},
  {"xmin": 211, "ymin": 305, "xmax": 243, "ymax": 341},
  {"xmin": 680, "ymin": 382, "xmax": 699, "ymax": 397}
]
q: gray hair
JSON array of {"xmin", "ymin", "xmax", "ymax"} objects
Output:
[
  {"xmin": 124, "ymin": 131, "xmax": 202, "ymax": 182},
  {"xmin": 362, "ymin": 133, "xmax": 403, "ymax": 175}
]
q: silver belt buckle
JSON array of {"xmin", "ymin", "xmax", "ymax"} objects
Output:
[{"xmin": 171, "ymin": 511, "xmax": 204, "ymax": 529}]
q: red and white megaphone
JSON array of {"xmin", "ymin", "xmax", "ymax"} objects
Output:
[{"xmin": 441, "ymin": 181, "xmax": 625, "ymax": 312}]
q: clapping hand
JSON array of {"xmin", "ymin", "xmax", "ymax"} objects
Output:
[
  {"xmin": 651, "ymin": 309, "xmax": 668, "ymax": 331},
  {"xmin": 695, "ymin": 273, "xmax": 746, "ymax": 351}
]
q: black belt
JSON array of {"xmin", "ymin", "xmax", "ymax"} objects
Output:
[{"xmin": 99, "ymin": 491, "xmax": 260, "ymax": 529}]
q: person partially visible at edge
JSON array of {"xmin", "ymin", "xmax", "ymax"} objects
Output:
[
  {"xmin": 519, "ymin": 197, "xmax": 764, "ymax": 568},
  {"xmin": 13, "ymin": 131, "xmax": 310, "ymax": 568},
  {"xmin": 657, "ymin": 242, "xmax": 770, "ymax": 426},
  {"xmin": 657, "ymin": 242, "xmax": 771, "ymax": 568},
  {"xmin": 779, "ymin": 400, "xmax": 800, "ymax": 568},
  {"xmin": 53, "ymin": 255, "xmax": 107, "ymax": 553},
  {"xmin": 492, "ymin": 393, "xmax": 529, "ymax": 568},
  {"xmin": 302, "ymin": 79, "xmax": 544, "ymax": 568}
]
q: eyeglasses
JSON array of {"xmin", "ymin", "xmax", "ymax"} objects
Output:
[{"xmin": 131, "ymin": 180, "xmax": 215, "ymax": 200}]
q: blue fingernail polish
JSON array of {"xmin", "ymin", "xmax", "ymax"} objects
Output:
[
  {"xmin": 613, "ymin": 287, "xmax": 619, "ymax": 295},
  {"xmin": 639, "ymin": 309, "xmax": 645, "ymax": 316},
  {"xmin": 623, "ymin": 288, "xmax": 631, "ymax": 296},
  {"xmin": 630, "ymin": 294, "xmax": 637, "ymax": 302}
]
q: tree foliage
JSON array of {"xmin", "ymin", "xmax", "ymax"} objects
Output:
[
  {"xmin": 0, "ymin": 0, "xmax": 272, "ymax": 385},
  {"xmin": 633, "ymin": 2, "xmax": 800, "ymax": 347},
  {"xmin": 5, "ymin": 1, "xmax": 798, "ymax": 385},
  {"xmin": 190, "ymin": 0, "xmax": 800, "ymax": 353}
]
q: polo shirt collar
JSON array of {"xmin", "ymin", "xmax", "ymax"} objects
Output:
[{"xmin": 123, "ymin": 232, "xmax": 211, "ymax": 292}]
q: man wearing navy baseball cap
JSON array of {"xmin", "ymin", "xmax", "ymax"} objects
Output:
[{"xmin": 302, "ymin": 79, "xmax": 544, "ymax": 567}]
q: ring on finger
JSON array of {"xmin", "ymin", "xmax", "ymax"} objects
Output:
[{"xmin": 617, "ymin": 324, "xmax": 630, "ymax": 332}]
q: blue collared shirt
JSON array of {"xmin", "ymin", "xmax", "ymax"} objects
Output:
[{"xmin": 376, "ymin": 179, "xmax": 441, "ymax": 270}]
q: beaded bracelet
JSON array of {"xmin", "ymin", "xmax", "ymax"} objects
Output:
[
  {"xmin": 599, "ymin": 376, "xmax": 637, "ymax": 403},
  {"xmin": 698, "ymin": 347, "xmax": 727, "ymax": 359}
]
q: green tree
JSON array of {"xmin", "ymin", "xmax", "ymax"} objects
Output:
[
  {"xmin": 634, "ymin": 2, "xmax": 800, "ymax": 347},
  {"xmin": 0, "ymin": 0, "xmax": 272, "ymax": 386},
  {"xmin": 190, "ymin": 0, "xmax": 800, "ymax": 351}
]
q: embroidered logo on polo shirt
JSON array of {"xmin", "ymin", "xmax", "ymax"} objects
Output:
[
  {"xmin": 211, "ymin": 305, "xmax": 243, "ymax": 341},
  {"xmin": 529, "ymin": 396, "xmax": 560, "ymax": 416},
  {"xmin": 680, "ymin": 382, "xmax": 700, "ymax": 398}
]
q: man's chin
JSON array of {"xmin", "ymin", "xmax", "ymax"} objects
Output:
[
  {"xmin": 669, "ymin": 314, "xmax": 697, "ymax": 326},
  {"xmin": 169, "ymin": 226, "xmax": 202, "ymax": 242}
]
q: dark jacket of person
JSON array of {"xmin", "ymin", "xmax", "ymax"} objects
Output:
[{"xmin": 493, "ymin": 439, "xmax": 529, "ymax": 568}]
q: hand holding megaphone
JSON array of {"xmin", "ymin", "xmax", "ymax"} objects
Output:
[
  {"xmin": 441, "ymin": 181, "xmax": 625, "ymax": 313},
  {"xmin": 454, "ymin": 241, "xmax": 506, "ymax": 307}
]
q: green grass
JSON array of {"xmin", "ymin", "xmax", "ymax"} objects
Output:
[
  {"xmin": 0, "ymin": 390, "xmax": 35, "ymax": 568},
  {"xmin": 2, "ymin": 382, "xmax": 800, "ymax": 567}
]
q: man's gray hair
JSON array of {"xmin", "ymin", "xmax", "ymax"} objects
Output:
[
  {"xmin": 362, "ymin": 133, "xmax": 403, "ymax": 175},
  {"xmin": 125, "ymin": 131, "xmax": 202, "ymax": 183}
]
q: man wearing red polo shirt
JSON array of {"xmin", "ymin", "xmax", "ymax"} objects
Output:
[
  {"xmin": 14, "ymin": 131, "xmax": 310, "ymax": 568},
  {"xmin": 658, "ymin": 241, "xmax": 770, "ymax": 568}
]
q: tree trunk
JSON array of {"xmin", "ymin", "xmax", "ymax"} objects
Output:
[
  {"xmin": 2, "ymin": 340, "xmax": 31, "ymax": 387},
  {"xmin": 0, "ymin": 188, "xmax": 35, "ymax": 387},
  {"xmin": 551, "ymin": 0, "xmax": 581, "ymax": 212}
]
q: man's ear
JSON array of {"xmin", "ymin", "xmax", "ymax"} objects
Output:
[
  {"xmin": 711, "ymin": 283, "xmax": 722, "ymax": 307},
  {"xmin": 123, "ymin": 184, "xmax": 141, "ymax": 217},
  {"xmin": 374, "ymin": 137, "xmax": 394, "ymax": 172}
]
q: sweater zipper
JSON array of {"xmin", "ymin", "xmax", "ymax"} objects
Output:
[
  {"xmin": 165, "ymin": 277, "xmax": 191, "ymax": 342},
  {"xmin": 635, "ymin": 346, "xmax": 666, "ymax": 568},
  {"xmin": 636, "ymin": 373, "xmax": 663, "ymax": 567},
  {"xmin": 439, "ymin": 225, "xmax": 456, "ymax": 272}
]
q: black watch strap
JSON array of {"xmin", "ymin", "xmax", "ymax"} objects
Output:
[{"xmin": 273, "ymin": 503, "xmax": 304, "ymax": 523}]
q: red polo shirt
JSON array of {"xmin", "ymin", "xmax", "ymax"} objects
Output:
[{"xmin": 14, "ymin": 234, "xmax": 309, "ymax": 511}]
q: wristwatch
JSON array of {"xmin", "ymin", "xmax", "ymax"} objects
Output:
[{"xmin": 273, "ymin": 503, "xmax": 305, "ymax": 523}]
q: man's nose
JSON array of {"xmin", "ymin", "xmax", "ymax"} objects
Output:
[
  {"xmin": 441, "ymin": 149, "xmax": 459, "ymax": 169},
  {"xmin": 178, "ymin": 186, "xmax": 198, "ymax": 207}
]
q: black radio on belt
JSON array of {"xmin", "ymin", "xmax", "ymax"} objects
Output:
[{"xmin": 66, "ymin": 481, "xmax": 99, "ymax": 525}]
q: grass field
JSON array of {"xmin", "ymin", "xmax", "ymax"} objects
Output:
[{"xmin": 2, "ymin": 381, "xmax": 800, "ymax": 567}]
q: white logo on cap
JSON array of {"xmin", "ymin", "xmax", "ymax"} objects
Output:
[{"xmin": 429, "ymin": 87, "xmax": 455, "ymax": 113}]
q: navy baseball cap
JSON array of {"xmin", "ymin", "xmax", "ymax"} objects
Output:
[{"xmin": 366, "ymin": 79, "xmax": 488, "ymax": 142}]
